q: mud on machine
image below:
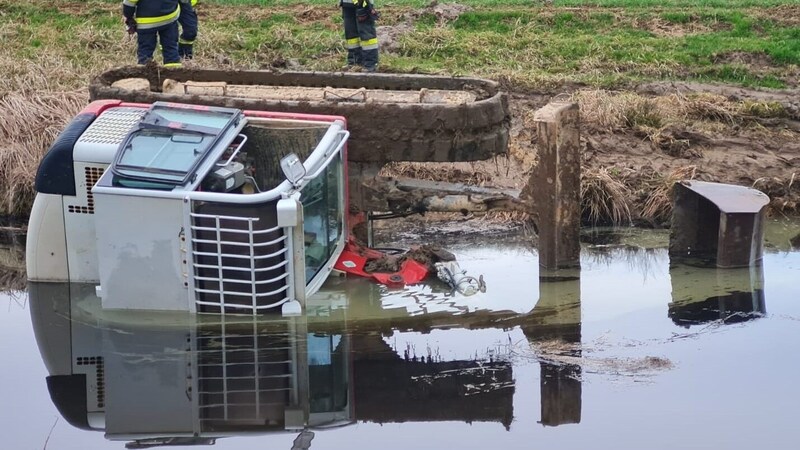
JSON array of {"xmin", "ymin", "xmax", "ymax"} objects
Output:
[{"xmin": 27, "ymin": 100, "xmax": 350, "ymax": 315}]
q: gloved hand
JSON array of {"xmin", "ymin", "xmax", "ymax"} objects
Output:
[
  {"xmin": 356, "ymin": 6, "xmax": 379, "ymax": 22},
  {"xmin": 123, "ymin": 16, "xmax": 137, "ymax": 34}
]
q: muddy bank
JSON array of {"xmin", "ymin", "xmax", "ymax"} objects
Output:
[{"xmin": 385, "ymin": 81, "xmax": 800, "ymax": 226}]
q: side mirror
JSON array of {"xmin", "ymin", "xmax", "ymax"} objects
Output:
[{"xmin": 281, "ymin": 153, "xmax": 306, "ymax": 188}]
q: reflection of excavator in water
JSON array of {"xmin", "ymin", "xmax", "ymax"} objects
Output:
[
  {"xmin": 29, "ymin": 284, "xmax": 514, "ymax": 448},
  {"xmin": 27, "ymin": 68, "xmax": 507, "ymax": 315}
]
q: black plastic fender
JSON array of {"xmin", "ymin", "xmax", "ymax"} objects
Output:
[
  {"xmin": 46, "ymin": 374, "xmax": 92, "ymax": 431},
  {"xmin": 34, "ymin": 113, "xmax": 97, "ymax": 196}
]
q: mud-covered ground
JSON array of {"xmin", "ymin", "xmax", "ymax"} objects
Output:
[{"xmin": 516, "ymin": 82, "xmax": 800, "ymax": 211}]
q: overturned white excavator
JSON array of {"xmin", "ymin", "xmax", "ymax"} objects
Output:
[{"xmin": 28, "ymin": 99, "xmax": 349, "ymax": 315}]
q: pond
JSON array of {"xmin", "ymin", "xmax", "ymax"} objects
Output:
[{"xmin": 1, "ymin": 221, "xmax": 799, "ymax": 449}]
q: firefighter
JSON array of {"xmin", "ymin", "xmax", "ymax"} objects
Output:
[
  {"xmin": 122, "ymin": 0, "xmax": 182, "ymax": 68},
  {"xmin": 341, "ymin": 0, "xmax": 380, "ymax": 72},
  {"xmin": 178, "ymin": 0, "xmax": 198, "ymax": 60}
]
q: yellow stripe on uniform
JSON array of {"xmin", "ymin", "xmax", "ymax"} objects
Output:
[
  {"xmin": 122, "ymin": 0, "xmax": 139, "ymax": 6},
  {"xmin": 360, "ymin": 38, "xmax": 378, "ymax": 50},
  {"xmin": 136, "ymin": 7, "xmax": 180, "ymax": 25},
  {"xmin": 179, "ymin": 38, "xmax": 195, "ymax": 45},
  {"xmin": 164, "ymin": 63, "xmax": 183, "ymax": 68},
  {"xmin": 346, "ymin": 37, "xmax": 360, "ymax": 49}
]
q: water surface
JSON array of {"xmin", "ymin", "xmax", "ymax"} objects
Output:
[{"xmin": 2, "ymin": 224, "xmax": 799, "ymax": 449}]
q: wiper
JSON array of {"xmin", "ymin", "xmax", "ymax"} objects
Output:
[{"xmin": 140, "ymin": 111, "xmax": 220, "ymax": 135}]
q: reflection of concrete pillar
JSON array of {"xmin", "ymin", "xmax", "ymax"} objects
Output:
[
  {"xmin": 539, "ymin": 363, "xmax": 581, "ymax": 427},
  {"xmin": 669, "ymin": 262, "xmax": 766, "ymax": 326},
  {"xmin": 530, "ymin": 102, "xmax": 581, "ymax": 275},
  {"xmin": 286, "ymin": 316, "xmax": 310, "ymax": 430},
  {"xmin": 670, "ymin": 181, "xmax": 769, "ymax": 268},
  {"xmin": 348, "ymin": 162, "xmax": 382, "ymax": 213},
  {"xmin": 522, "ymin": 277, "xmax": 582, "ymax": 427}
]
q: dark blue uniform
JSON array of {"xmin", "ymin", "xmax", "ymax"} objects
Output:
[
  {"xmin": 178, "ymin": 0, "xmax": 198, "ymax": 59},
  {"xmin": 340, "ymin": 0, "xmax": 379, "ymax": 72},
  {"xmin": 122, "ymin": 0, "xmax": 181, "ymax": 67}
]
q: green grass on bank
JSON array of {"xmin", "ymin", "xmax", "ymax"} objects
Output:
[{"xmin": 1, "ymin": 0, "xmax": 799, "ymax": 91}]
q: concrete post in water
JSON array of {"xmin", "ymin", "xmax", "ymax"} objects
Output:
[
  {"xmin": 670, "ymin": 181, "xmax": 770, "ymax": 268},
  {"xmin": 530, "ymin": 102, "xmax": 581, "ymax": 279}
]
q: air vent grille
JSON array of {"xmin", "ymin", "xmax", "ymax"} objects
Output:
[
  {"xmin": 77, "ymin": 356, "xmax": 105, "ymax": 408},
  {"xmin": 67, "ymin": 166, "xmax": 104, "ymax": 214},
  {"xmin": 77, "ymin": 107, "xmax": 145, "ymax": 145}
]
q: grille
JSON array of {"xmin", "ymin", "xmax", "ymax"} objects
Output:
[
  {"xmin": 67, "ymin": 166, "xmax": 104, "ymax": 214},
  {"xmin": 190, "ymin": 206, "xmax": 291, "ymax": 315},
  {"xmin": 197, "ymin": 321, "xmax": 293, "ymax": 431},
  {"xmin": 77, "ymin": 107, "xmax": 145, "ymax": 145},
  {"xmin": 77, "ymin": 356, "xmax": 105, "ymax": 408}
]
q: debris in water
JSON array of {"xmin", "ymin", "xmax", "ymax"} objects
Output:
[{"xmin": 435, "ymin": 261, "xmax": 487, "ymax": 296}]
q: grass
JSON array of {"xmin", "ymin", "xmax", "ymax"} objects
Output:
[
  {"xmin": 641, "ymin": 166, "xmax": 697, "ymax": 224},
  {"xmin": 573, "ymin": 89, "xmax": 796, "ymax": 131},
  {"xmin": 581, "ymin": 168, "xmax": 633, "ymax": 225},
  {"xmin": 2, "ymin": 1, "xmax": 799, "ymax": 91},
  {"xmin": 1, "ymin": 0, "xmax": 799, "ymax": 218}
]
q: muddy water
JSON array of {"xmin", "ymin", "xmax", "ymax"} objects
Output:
[{"xmin": 1, "ymin": 224, "xmax": 799, "ymax": 449}]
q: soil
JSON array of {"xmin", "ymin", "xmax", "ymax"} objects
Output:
[{"xmin": 393, "ymin": 82, "xmax": 800, "ymax": 220}]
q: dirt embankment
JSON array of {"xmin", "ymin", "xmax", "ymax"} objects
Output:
[
  {"xmin": 572, "ymin": 82, "xmax": 799, "ymax": 223},
  {"xmin": 387, "ymin": 81, "xmax": 800, "ymax": 226}
]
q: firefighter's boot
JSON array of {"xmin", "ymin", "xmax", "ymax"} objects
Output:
[
  {"xmin": 179, "ymin": 43, "xmax": 194, "ymax": 60},
  {"xmin": 362, "ymin": 48, "xmax": 378, "ymax": 72},
  {"xmin": 346, "ymin": 47, "xmax": 363, "ymax": 67}
]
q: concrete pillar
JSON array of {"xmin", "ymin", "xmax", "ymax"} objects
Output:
[{"xmin": 530, "ymin": 102, "xmax": 581, "ymax": 277}]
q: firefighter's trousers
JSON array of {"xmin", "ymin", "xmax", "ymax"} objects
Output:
[
  {"xmin": 138, "ymin": 21, "xmax": 181, "ymax": 67},
  {"xmin": 342, "ymin": 6, "xmax": 379, "ymax": 70},
  {"xmin": 178, "ymin": 2, "xmax": 198, "ymax": 59}
]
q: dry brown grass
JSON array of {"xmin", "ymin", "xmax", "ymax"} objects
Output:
[
  {"xmin": 581, "ymin": 167, "xmax": 633, "ymax": 226},
  {"xmin": 573, "ymin": 91, "xmax": 658, "ymax": 130},
  {"xmin": 480, "ymin": 210, "xmax": 532, "ymax": 223},
  {"xmin": 752, "ymin": 172, "xmax": 799, "ymax": 211},
  {"xmin": 573, "ymin": 90, "xmax": 791, "ymax": 132},
  {"xmin": 681, "ymin": 93, "xmax": 736, "ymax": 123},
  {"xmin": 641, "ymin": 166, "xmax": 698, "ymax": 223},
  {"xmin": 0, "ymin": 90, "xmax": 87, "ymax": 216},
  {"xmin": 0, "ymin": 269, "xmax": 26, "ymax": 293}
]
